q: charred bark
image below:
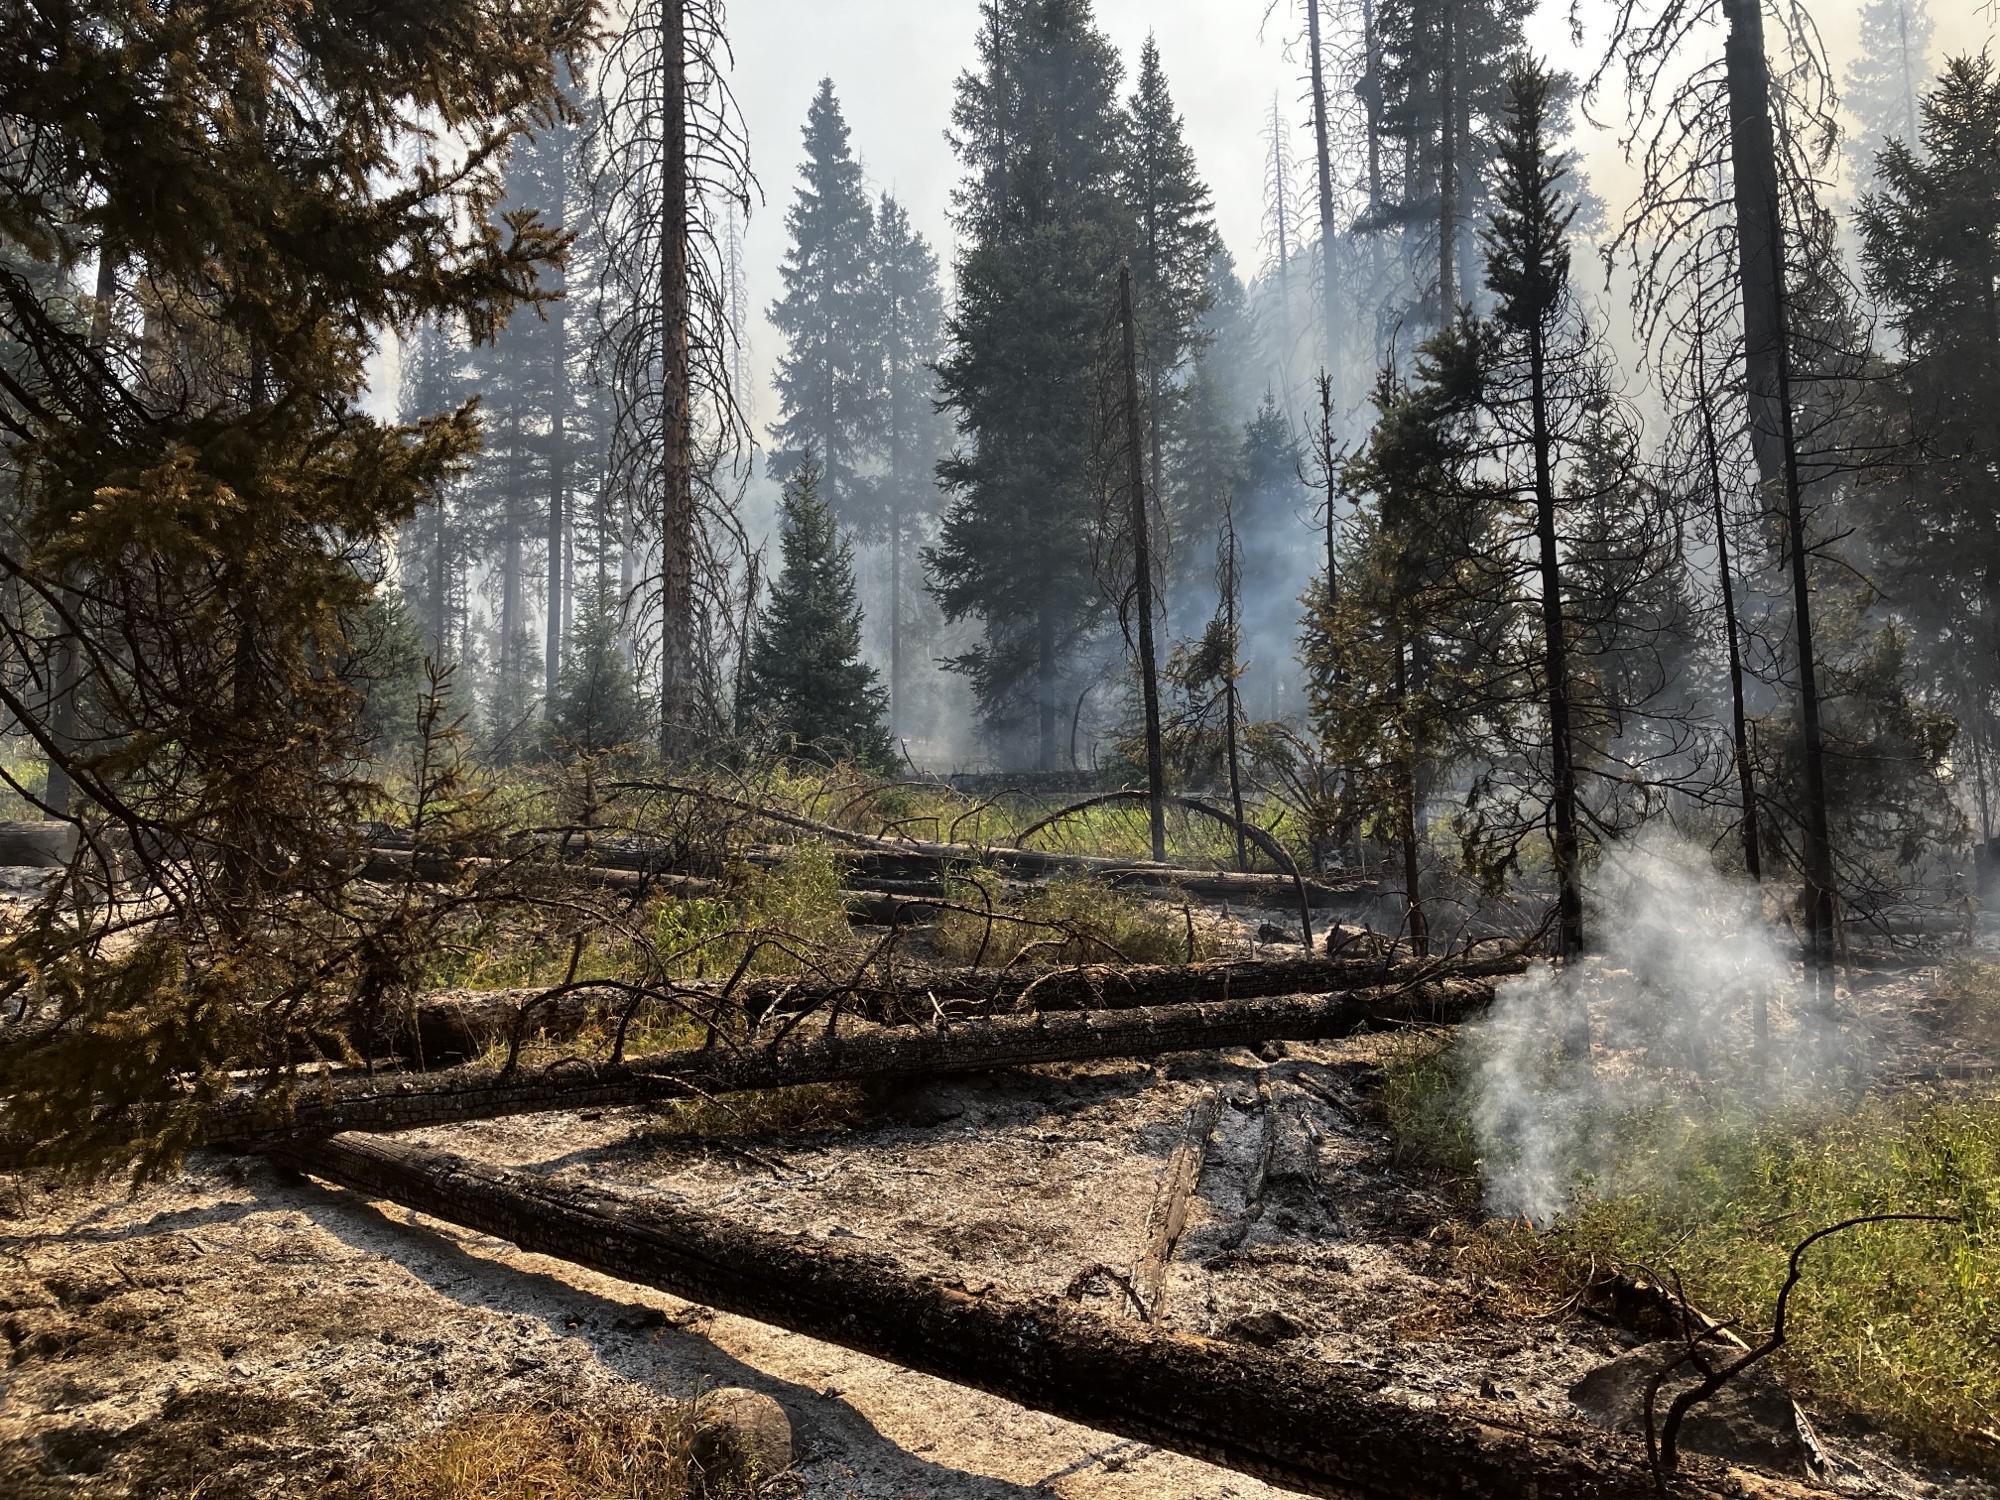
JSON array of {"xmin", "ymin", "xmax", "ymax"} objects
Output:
[
  {"xmin": 271, "ymin": 1133, "xmax": 1811, "ymax": 1500},
  {"xmin": 187, "ymin": 980, "xmax": 1501, "ymax": 1148}
]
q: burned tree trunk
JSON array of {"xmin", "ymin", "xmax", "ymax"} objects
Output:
[
  {"xmin": 328, "ymin": 953, "xmax": 1530, "ymax": 1061},
  {"xmin": 1119, "ymin": 264, "xmax": 1169, "ymax": 864},
  {"xmin": 188, "ymin": 980, "xmax": 1501, "ymax": 1148},
  {"xmin": 273, "ymin": 1133, "xmax": 1811, "ymax": 1500}
]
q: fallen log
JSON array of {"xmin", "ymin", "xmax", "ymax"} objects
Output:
[
  {"xmin": 336, "ymin": 953, "xmax": 1532, "ymax": 1062},
  {"xmin": 0, "ymin": 820, "xmax": 75, "ymax": 868},
  {"xmin": 1131, "ymin": 1087, "xmax": 1221, "ymax": 1320},
  {"xmin": 190, "ymin": 980, "xmax": 1501, "ymax": 1148},
  {"xmin": 604, "ymin": 783, "xmax": 1375, "ymax": 908},
  {"xmin": 271, "ymin": 1132, "xmax": 1807, "ymax": 1500}
]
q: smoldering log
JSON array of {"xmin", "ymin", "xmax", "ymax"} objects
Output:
[
  {"xmin": 334, "ymin": 953, "xmax": 1531, "ymax": 1062},
  {"xmin": 271, "ymin": 1132, "xmax": 1809, "ymax": 1500},
  {"xmin": 187, "ymin": 980, "xmax": 1501, "ymax": 1148}
]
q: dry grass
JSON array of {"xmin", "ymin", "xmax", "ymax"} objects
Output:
[{"xmin": 358, "ymin": 1401, "xmax": 768, "ymax": 1500}]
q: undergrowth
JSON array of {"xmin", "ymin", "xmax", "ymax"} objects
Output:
[
  {"xmin": 928, "ymin": 873, "xmax": 1218, "ymax": 968},
  {"xmin": 1379, "ymin": 1035, "xmax": 2000, "ymax": 1460}
]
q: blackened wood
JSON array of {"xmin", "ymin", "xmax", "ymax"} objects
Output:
[{"xmin": 273, "ymin": 1133, "xmax": 1807, "ymax": 1500}]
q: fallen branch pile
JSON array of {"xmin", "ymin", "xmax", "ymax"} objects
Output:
[{"xmin": 272, "ymin": 1132, "xmax": 1810, "ymax": 1500}]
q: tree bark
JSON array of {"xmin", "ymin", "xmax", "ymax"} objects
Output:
[
  {"xmin": 1527, "ymin": 322, "xmax": 1583, "ymax": 961},
  {"xmin": 336, "ymin": 953, "xmax": 1526, "ymax": 1060},
  {"xmin": 658, "ymin": 0, "xmax": 697, "ymax": 760},
  {"xmin": 1723, "ymin": 0, "xmax": 1785, "ymax": 500},
  {"xmin": 271, "ymin": 1133, "xmax": 1810, "ymax": 1500},
  {"xmin": 192, "ymin": 980, "xmax": 1500, "ymax": 1147},
  {"xmin": 1305, "ymin": 0, "xmax": 1340, "ymax": 374},
  {"xmin": 1120, "ymin": 265, "xmax": 1169, "ymax": 863}
]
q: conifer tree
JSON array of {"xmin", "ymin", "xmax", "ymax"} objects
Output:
[
  {"xmin": 742, "ymin": 464, "xmax": 892, "ymax": 766},
  {"xmin": 548, "ymin": 585, "xmax": 652, "ymax": 758},
  {"xmin": 769, "ymin": 78, "xmax": 881, "ymax": 527},
  {"xmin": 1859, "ymin": 53, "xmax": 2000, "ymax": 845},
  {"xmin": 869, "ymin": 192, "xmax": 951, "ymax": 733},
  {"xmin": 1844, "ymin": 0, "xmax": 1935, "ymax": 193},
  {"xmin": 1482, "ymin": 58, "xmax": 1584, "ymax": 958},
  {"xmin": 930, "ymin": 0, "xmax": 1131, "ymax": 768},
  {"xmin": 0, "ymin": 0, "xmax": 590, "ymax": 1169},
  {"xmin": 1124, "ymin": 36, "xmax": 1220, "ymax": 524}
]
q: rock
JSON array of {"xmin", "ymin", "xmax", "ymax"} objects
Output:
[
  {"xmin": 1222, "ymin": 1308, "xmax": 1303, "ymax": 1348},
  {"xmin": 690, "ymin": 1387, "xmax": 793, "ymax": 1492},
  {"xmin": 1256, "ymin": 922, "xmax": 1304, "ymax": 946},
  {"xmin": 1567, "ymin": 1342, "xmax": 1802, "ymax": 1469}
]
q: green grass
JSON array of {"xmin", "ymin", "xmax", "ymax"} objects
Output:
[
  {"xmin": 418, "ymin": 843, "xmax": 861, "ymax": 993},
  {"xmin": 928, "ymin": 872, "xmax": 1219, "ymax": 968},
  {"xmin": 1380, "ymin": 1038, "xmax": 2000, "ymax": 1459}
]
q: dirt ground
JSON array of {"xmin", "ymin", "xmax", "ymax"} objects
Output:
[
  {"xmin": 1, "ymin": 1029, "xmax": 1990, "ymax": 1499},
  {"xmin": 2, "ymin": 881, "xmax": 1996, "ymax": 1500}
]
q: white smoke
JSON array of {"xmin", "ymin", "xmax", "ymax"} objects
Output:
[{"xmin": 1466, "ymin": 828, "xmax": 1855, "ymax": 1223}]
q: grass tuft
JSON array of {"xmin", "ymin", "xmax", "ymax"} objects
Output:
[{"xmin": 357, "ymin": 1401, "xmax": 767, "ymax": 1500}]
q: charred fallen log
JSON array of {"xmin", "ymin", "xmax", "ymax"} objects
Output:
[
  {"xmin": 190, "ymin": 980, "xmax": 1500, "ymax": 1147},
  {"xmin": 272, "ymin": 1132, "xmax": 1807, "ymax": 1500},
  {"xmin": 338, "ymin": 953, "xmax": 1531, "ymax": 1061}
]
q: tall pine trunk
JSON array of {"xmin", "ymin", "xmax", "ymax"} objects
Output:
[
  {"xmin": 1437, "ymin": 3, "xmax": 1458, "ymax": 322},
  {"xmin": 1723, "ymin": 0, "xmax": 1785, "ymax": 500},
  {"xmin": 1121, "ymin": 265, "xmax": 1168, "ymax": 862},
  {"xmin": 1306, "ymin": 0, "xmax": 1339, "ymax": 373},
  {"xmin": 658, "ymin": 0, "xmax": 696, "ymax": 760},
  {"xmin": 1527, "ymin": 323, "xmax": 1583, "ymax": 961},
  {"xmin": 545, "ymin": 137, "xmax": 570, "ymax": 705}
]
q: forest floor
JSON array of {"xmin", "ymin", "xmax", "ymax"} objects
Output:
[{"xmin": 1, "ymin": 886, "xmax": 1996, "ymax": 1499}]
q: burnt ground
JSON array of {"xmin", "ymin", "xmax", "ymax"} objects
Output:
[{"xmin": 0, "ymin": 893, "xmax": 1996, "ymax": 1499}]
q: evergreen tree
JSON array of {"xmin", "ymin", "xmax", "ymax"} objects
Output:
[
  {"xmin": 0, "ymin": 0, "xmax": 589, "ymax": 1168},
  {"xmin": 930, "ymin": 0, "xmax": 1132, "ymax": 768},
  {"xmin": 869, "ymin": 192, "xmax": 952, "ymax": 733},
  {"xmin": 1844, "ymin": 0, "xmax": 1936, "ymax": 194},
  {"xmin": 1859, "ymin": 53, "xmax": 2000, "ymax": 843},
  {"xmin": 1124, "ymin": 35, "xmax": 1220, "ymax": 521},
  {"xmin": 395, "ymin": 317, "xmax": 472, "ymax": 666},
  {"xmin": 547, "ymin": 586, "xmax": 652, "ymax": 758},
  {"xmin": 742, "ymin": 464, "xmax": 892, "ymax": 766},
  {"xmin": 769, "ymin": 79, "xmax": 882, "ymax": 528},
  {"xmin": 1303, "ymin": 320, "xmax": 1514, "ymax": 953}
]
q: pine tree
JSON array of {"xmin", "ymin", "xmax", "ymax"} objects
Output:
[
  {"xmin": 1303, "ymin": 321, "xmax": 1514, "ymax": 953},
  {"xmin": 742, "ymin": 464, "xmax": 892, "ymax": 766},
  {"xmin": 547, "ymin": 586, "xmax": 652, "ymax": 759},
  {"xmin": 869, "ymin": 192, "xmax": 951, "ymax": 733},
  {"xmin": 769, "ymin": 79, "xmax": 882, "ymax": 529},
  {"xmin": 395, "ymin": 317, "xmax": 471, "ymax": 667},
  {"xmin": 1124, "ymin": 36, "xmax": 1220, "ymax": 528},
  {"xmin": 1844, "ymin": 0, "xmax": 1936, "ymax": 193},
  {"xmin": 930, "ymin": 0, "xmax": 1131, "ymax": 768},
  {"xmin": 1859, "ymin": 52, "xmax": 2000, "ymax": 846},
  {"xmin": 1481, "ymin": 58, "xmax": 1584, "ymax": 958},
  {"xmin": 0, "ymin": 0, "xmax": 590, "ymax": 1169}
]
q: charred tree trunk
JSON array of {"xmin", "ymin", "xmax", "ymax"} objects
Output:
[
  {"xmin": 1219, "ymin": 498, "xmax": 1249, "ymax": 873},
  {"xmin": 1723, "ymin": 0, "xmax": 1785, "ymax": 499},
  {"xmin": 546, "ymin": 140, "xmax": 570, "ymax": 706},
  {"xmin": 327, "ymin": 953, "xmax": 1529, "ymax": 1061},
  {"xmin": 187, "ymin": 980, "xmax": 1500, "ymax": 1147},
  {"xmin": 1436, "ymin": 2, "xmax": 1458, "ymax": 322},
  {"xmin": 1527, "ymin": 324, "xmax": 1583, "ymax": 961},
  {"xmin": 273, "ymin": 1134, "xmax": 1808, "ymax": 1500},
  {"xmin": 658, "ymin": 0, "xmax": 697, "ymax": 761},
  {"xmin": 1120, "ymin": 265, "xmax": 1169, "ymax": 863},
  {"xmin": 1305, "ymin": 0, "xmax": 1339, "ymax": 373}
]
